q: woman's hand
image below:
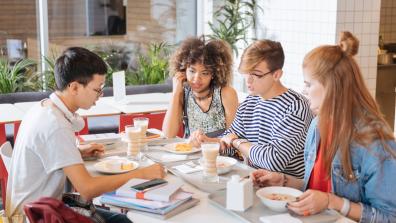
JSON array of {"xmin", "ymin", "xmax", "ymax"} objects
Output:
[
  {"xmin": 189, "ymin": 129, "xmax": 209, "ymax": 148},
  {"xmin": 173, "ymin": 72, "xmax": 187, "ymax": 94},
  {"xmin": 250, "ymin": 169, "xmax": 284, "ymax": 187},
  {"xmin": 220, "ymin": 133, "xmax": 238, "ymax": 152},
  {"xmin": 79, "ymin": 143, "xmax": 105, "ymax": 158},
  {"xmin": 287, "ymin": 189, "xmax": 329, "ymax": 216}
]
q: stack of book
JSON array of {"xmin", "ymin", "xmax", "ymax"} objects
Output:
[{"xmin": 100, "ymin": 179, "xmax": 199, "ymax": 219}]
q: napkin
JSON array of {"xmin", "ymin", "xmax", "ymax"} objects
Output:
[
  {"xmin": 160, "ymin": 154, "xmax": 188, "ymax": 162},
  {"xmin": 172, "ymin": 164, "xmax": 203, "ymax": 174},
  {"xmin": 260, "ymin": 214, "xmax": 302, "ymax": 223}
]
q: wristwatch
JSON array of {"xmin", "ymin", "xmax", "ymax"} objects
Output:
[{"xmin": 234, "ymin": 139, "xmax": 249, "ymax": 150}]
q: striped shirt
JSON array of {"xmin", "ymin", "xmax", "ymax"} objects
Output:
[{"xmin": 223, "ymin": 89, "xmax": 313, "ymax": 178}]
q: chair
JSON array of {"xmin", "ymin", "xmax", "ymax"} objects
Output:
[
  {"xmin": 0, "ymin": 141, "xmax": 12, "ymax": 207},
  {"xmin": 13, "ymin": 121, "xmax": 21, "ymax": 143},
  {"xmin": 0, "ymin": 141, "xmax": 12, "ymax": 173},
  {"xmin": 75, "ymin": 117, "xmax": 89, "ymax": 136},
  {"xmin": 0, "ymin": 124, "xmax": 6, "ymax": 145},
  {"xmin": 118, "ymin": 112, "xmax": 166, "ymax": 133},
  {"xmin": 119, "ymin": 112, "xmax": 185, "ymax": 137}
]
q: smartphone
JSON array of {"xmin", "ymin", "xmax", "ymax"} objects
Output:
[{"xmin": 130, "ymin": 178, "xmax": 168, "ymax": 192}]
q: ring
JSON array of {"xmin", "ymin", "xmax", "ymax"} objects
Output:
[{"xmin": 303, "ymin": 210, "xmax": 310, "ymax": 216}]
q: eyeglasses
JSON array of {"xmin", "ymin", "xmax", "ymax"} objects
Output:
[
  {"xmin": 244, "ymin": 69, "xmax": 275, "ymax": 80},
  {"xmin": 90, "ymin": 84, "xmax": 105, "ymax": 97}
]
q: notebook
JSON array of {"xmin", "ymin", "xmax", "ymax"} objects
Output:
[{"xmin": 116, "ymin": 179, "xmax": 184, "ymax": 202}]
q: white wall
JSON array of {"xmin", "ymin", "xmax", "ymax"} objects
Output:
[
  {"xmin": 251, "ymin": 0, "xmax": 381, "ymax": 95},
  {"xmin": 336, "ymin": 0, "xmax": 381, "ymax": 96}
]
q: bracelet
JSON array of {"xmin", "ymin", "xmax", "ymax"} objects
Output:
[
  {"xmin": 340, "ymin": 198, "xmax": 351, "ymax": 216},
  {"xmin": 235, "ymin": 139, "xmax": 249, "ymax": 150},
  {"xmin": 281, "ymin": 173, "xmax": 287, "ymax": 186}
]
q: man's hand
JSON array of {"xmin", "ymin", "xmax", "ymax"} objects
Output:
[
  {"xmin": 220, "ymin": 133, "xmax": 238, "ymax": 152},
  {"xmin": 250, "ymin": 169, "xmax": 284, "ymax": 187},
  {"xmin": 135, "ymin": 163, "xmax": 166, "ymax": 180},
  {"xmin": 79, "ymin": 143, "xmax": 105, "ymax": 158}
]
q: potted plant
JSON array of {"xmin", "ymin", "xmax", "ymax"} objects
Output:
[
  {"xmin": 208, "ymin": 0, "xmax": 261, "ymax": 57},
  {"xmin": 0, "ymin": 58, "xmax": 37, "ymax": 93},
  {"xmin": 127, "ymin": 41, "xmax": 172, "ymax": 85}
]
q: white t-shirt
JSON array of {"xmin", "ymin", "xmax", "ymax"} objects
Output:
[{"xmin": 6, "ymin": 100, "xmax": 83, "ymax": 216}]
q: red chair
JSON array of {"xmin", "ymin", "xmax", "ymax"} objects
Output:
[
  {"xmin": 13, "ymin": 121, "xmax": 21, "ymax": 142},
  {"xmin": 119, "ymin": 112, "xmax": 166, "ymax": 133},
  {"xmin": 0, "ymin": 141, "xmax": 12, "ymax": 208},
  {"xmin": 75, "ymin": 117, "xmax": 89, "ymax": 136},
  {"xmin": 0, "ymin": 123, "xmax": 6, "ymax": 145},
  {"xmin": 119, "ymin": 113, "xmax": 185, "ymax": 137}
]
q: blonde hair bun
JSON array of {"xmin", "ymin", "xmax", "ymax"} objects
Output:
[{"xmin": 339, "ymin": 31, "xmax": 359, "ymax": 56}]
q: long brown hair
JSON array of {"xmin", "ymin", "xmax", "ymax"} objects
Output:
[
  {"xmin": 303, "ymin": 31, "xmax": 396, "ymax": 180},
  {"xmin": 169, "ymin": 36, "xmax": 233, "ymax": 87}
]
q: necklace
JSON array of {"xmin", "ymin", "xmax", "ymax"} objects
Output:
[{"xmin": 193, "ymin": 89, "xmax": 212, "ymax": 101}]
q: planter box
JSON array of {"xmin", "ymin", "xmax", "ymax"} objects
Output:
[{"xmin": 1, "ymin": 81, "xmax": 172, "ymax": 144}]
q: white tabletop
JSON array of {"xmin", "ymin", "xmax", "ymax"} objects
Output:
[
  {"xmin": 14, "ymin": 100, "xmax": 121, "ymax": 118},
  {"xmin": 0, "ymin": 104, "xmax": 25, "ymax": 123},
  {"xmin": 100, "ymin": 94, "xmax": 170, "ymax": 114},
  {"xmin": 84, "ymin": 139, "xmax": 355, "ymax": 223},
  {"xmin": 87, "ymin": 157, "xmax": 242, "ymax": 223},
  {"xmin": 76, "ymin": 99, "xmax": 121, "ymax": 117},
  {"xmin": 127, "ymin": 174, "xmax": 241, "ymax": 223}
]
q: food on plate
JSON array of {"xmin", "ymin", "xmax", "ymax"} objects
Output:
[
  {"xmin": 121, "ymin": 162, "xmax": 133, "ymax": 170},
  {"xmin": 106, "ymin": 160, "xmax": 133, "ymax": 171},
  {"xmin": 264, "ymin": 193, "xmax": 296, "ymax": 202},
  {"xmin": 175, "ymin": 143, "xmax": 193, "ymax": 152}
]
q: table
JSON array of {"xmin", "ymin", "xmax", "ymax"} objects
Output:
[
  {"xmin": 14, "ymin": 100, "xmax": 121, "ymax": 118},
  {"xmin": 85, "ymin": 143, "xmax": 354, "ymax": 223},
  {"xmin": 0, "ymin": 104, "xmax": 24, "ymax": 124},
  {"xmin": 86, "ymin": 159, "xmax": 245, "ymax": 223},
  {"xmin": 99, "ymin": 93, "xmax": 170, "ymax": 114}
]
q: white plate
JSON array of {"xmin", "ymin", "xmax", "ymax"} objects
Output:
[
  {"xmin": 94, "ymin": 159, "xmax": 139, "ymax": 174},
  {"xmin": 199, "ymin": 156, "xmax": 238, "ymax": 174},
  {"xmin": 163, "ymin": 142, "xmax": 201, "ymax": 154}
]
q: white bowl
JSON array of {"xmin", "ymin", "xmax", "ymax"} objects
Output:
[
  {"xmin": 256, "ymin": 186, "xmax": 303, "ymax": 212},
  {"xmin": 199, "ymin": 156, "xmax": 237, "ymax": 174}
]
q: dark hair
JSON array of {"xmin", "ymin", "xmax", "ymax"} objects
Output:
[
  {"xmin": 54, "ymin": 47, "xmax": 107, "ymax": 91},
  {"xmin": 169, "ymin": 36, "xmax": 233, "ymax": 87},
  {"xmin": 239, "ymin": 39, "xmax": 284, "ymax": 74}
]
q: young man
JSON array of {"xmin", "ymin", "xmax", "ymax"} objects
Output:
[
  {"xmin": 190, "ymin": 40, "xmax": 313, "ymax": 178},
  {"xmin": 6, "ymin": 47, "xmax": 164, "ymax": 222}
]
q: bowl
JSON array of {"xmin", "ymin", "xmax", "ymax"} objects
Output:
[
  {"xmin": 199, "ymin": 156, "xmax": 237, "ymax": 174},
  {"xmin": 256, "ymin": 186, "xmax": 303, "ymax": 212}
]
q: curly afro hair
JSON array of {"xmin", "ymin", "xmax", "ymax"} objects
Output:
[{"xmin": 169, "ymin": 36, "xmax": 233, "ymax": 87}]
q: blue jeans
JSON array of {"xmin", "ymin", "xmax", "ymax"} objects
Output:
[{"xmin": 96, "ymin": 208, "xmax": 132, "ymax": 223}]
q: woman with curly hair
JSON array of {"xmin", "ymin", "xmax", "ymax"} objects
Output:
[{"xmin": 162, "ymin": 37, "xmax": 238, "ymax": 138}]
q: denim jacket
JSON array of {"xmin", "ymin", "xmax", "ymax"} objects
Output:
[{"xmin": 303, "ymin": 118, "xmax": 396, "ymax": 223}]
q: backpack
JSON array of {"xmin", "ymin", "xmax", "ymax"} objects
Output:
[{"xmin": 23, "ymin": 197, "xmax": 93, "ymax": 223}]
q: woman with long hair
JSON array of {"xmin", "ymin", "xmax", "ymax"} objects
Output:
[{"xmin": 251, "ymin": 32, "xmax": 396, "ymax": 222}]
